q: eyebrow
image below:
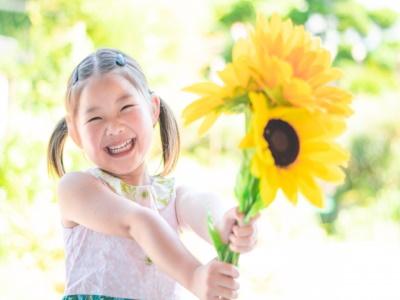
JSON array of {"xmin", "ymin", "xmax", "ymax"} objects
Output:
[{"xmin": 84, "ymin": 93, "xmax": 133, "ymax": 114}]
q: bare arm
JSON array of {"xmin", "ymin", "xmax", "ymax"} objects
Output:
[
  {"xmin": 175, "ymin": 184, "xmax": 234, "ymax": 244},
  {"xmin": 58, "ymin": 172, "xmax": 200, "ymax": 292}
]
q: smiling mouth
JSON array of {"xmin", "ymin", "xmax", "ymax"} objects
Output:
[{"xmin": 106, "ymin": 138, "xmax": 136, "ymax": 156}]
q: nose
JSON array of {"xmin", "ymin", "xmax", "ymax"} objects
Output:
[{"xmin": 106, "ymin": 121, "xmax": 124, "ymax": 136}]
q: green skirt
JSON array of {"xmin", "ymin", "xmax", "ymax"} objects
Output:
[{"xmin": 62, "ymin": 295, "xmax": 137, "ymax": 300}]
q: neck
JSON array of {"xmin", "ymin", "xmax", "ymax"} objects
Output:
[{"xmin": 108, "ymin": 163, "xmax": 152, "ymax": 186}]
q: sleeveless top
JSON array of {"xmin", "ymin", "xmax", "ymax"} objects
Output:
[{"xmin": 62, "ymin": 168, "xmax": 185, "ymax": 300}]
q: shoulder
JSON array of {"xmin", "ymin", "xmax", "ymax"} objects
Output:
[
  {"xmin": 58, "ymin": 171, "xmax": 101, "ymax": 196},
  {"xmin": 58, "ymin": 171, "xmax": 104, "ymax": 228},
  {"xmin": 57, "ymin": 171, "xmax": 110, "ymax": 208}
]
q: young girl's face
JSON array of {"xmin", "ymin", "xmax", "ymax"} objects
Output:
[{"xmin": 70, "ymin": 72, "xmax": 159, "ymax": 177}]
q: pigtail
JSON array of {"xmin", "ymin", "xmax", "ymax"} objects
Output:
[
  {"xmin": 47, "ymin": 117, "xmax": 68, "ymax": 178},
  {"xmin": 158, "ymin": 98, "xmax": 180, "ymax": 176}
]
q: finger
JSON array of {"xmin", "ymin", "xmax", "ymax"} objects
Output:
[
  {"xmin": 229, "ymin": 233, "xmax": 255, "ymax": 247},
  {"xmin": 229, "ymin": 239, "xmax": 257, "ymax": 253},
  {"xmin": 214, "ymin": 285, "xmax": 239, "ymax": 299},
  {"xmin": 232, "ymin": 225, "xmax": 254, "ymax": 238},
  {"xmin": 215, "ymin": 261, "xmax": 240, "ymax": 278},
  {"xmin": 250, "ymin": 213, "xmax": 261, "ymax": 221},
  {"xmin": 214, "ymin": 274, "xmax": 240, "ymax": 290},
  {"xmin": 233, "ymin": 209, "xmax": 245, "ymax": 226},
  {"xmin": 234, "ymin": 210, "xmax": 261, "ymax": 226},
  {"xmin": 230, "ymin": 244, "xmax": 251, "ymax": 253}
]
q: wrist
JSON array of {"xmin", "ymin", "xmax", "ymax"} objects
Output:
[
  {"xmin": 188, "ymin": 263, "xmax": 203, "ymax": 298},
  {"xmin": 180, "ymin": 259, "xmax": 202, "ymax": 293}
]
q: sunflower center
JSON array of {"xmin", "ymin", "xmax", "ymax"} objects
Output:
[{"xmin": 263, "ymin": 119, "xmax": 299, "ymax": 167}]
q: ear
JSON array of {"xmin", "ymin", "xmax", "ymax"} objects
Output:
[
  {"xmin": 150, "ymin": 94, "xmax": 161, "ymax": 126},
  {"xmin": 66, "ymin": 115, "xmax": 82, "ymax": 148}
]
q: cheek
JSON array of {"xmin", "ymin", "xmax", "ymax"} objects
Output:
[
  {"xmin": 128, "ymin": 111, "xmax": 154, "ymax": 149},
  {"xmin": 81, "ymin": 126, "xmax": 102, "ymax": 152},
  {"xmin": 127, "ymin": 109, "xmax": 153, "ymax": 131}
]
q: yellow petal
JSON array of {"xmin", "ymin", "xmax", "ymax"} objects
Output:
[
  {"xmin": 233, "ymin": 38, "xmax": 251, "ymax": 61},
  {"xmin": 249, "ymin": 92, "xmax": 269, "ymax": 114},
  {"xmin": 319, "ymin": 101, "xmax": 353, "ymax": 116},
  {"xmin": 182, "ymin": 97, "xmax": 221, "ymax": 125},
  {"xmin": 296, "ymin": 114, "xmax": 347, "ymax": 139},
  {"xmin": 298, "ymin": 175, "xmax": 325, "ymax": 208},
  {"xmin": 239, "ymin": 131, "xmax": 255, "ymax": 148},
  {"xmin": 303, "ymin": 159, "xmax": 346, "ymax": 183},
  {"xmin": 250, "ymin": 155, "xmax": 263, "ymax": 177},
  {"xmin": 314, "ymin": 86, "xmax": 353, "ymax": 104},
  {"xmin": 260, "ymin": 175, "xmax": 278, "ymax": 207},
  {"xmin": 308, "ymin": 68, "xmax": 343, "ymax": 89},
  {"xmin": 218, "ymin": 64, "xmax": 238, "ymax": 87},
  {"xmin": 182, "ymin": 97, "xmax": 214, "ymax": 116},
  {"xmin": 283, "ymin": 78, "xmax": 313, "ymax": 106},
  {"xmin": 183, "ymin": 82, "xmax": 223, "ymax": 96},
  {"xmin": 301, "ymin": 141, "xmax": 350, "ymax": 167},
  {"xmin": 198, "ymin": 111, "xmax": 220, "ymax": 136},
  {"xmin": 279, "ymin": 169, "xmax": 298, "ymax": 205}
]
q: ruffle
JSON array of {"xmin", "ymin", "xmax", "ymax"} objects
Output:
[{"xmin": 87, "ymin": 168, "xmax": 175, "ymax": 210}]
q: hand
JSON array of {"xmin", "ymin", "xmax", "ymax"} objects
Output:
[
  {"xmin": 190, "ymin": 258, "xmax": 240, "ymax": 300},
  {"xmin": 217, "ymin": 207, "xmax": 260, "ymax": 253}
]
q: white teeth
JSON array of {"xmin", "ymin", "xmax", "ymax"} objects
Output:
[{"xmin": 107, "ymin": 139, "xmax": 134, "ymax": 154}]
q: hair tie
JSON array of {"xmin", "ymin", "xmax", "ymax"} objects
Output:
[
  {"xmin": 73, "ymin": 69, "xmax": 79, "ymax": 85},
  {"xmin": 116, "ymin": 53, "xmax": 126, "ymax": 66}
]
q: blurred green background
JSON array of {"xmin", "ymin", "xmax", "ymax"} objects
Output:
[{"xmin": 0, "ymin": 0, "xmax": 399, "ymax": 299}]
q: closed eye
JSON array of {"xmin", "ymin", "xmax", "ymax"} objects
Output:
[
  {"xmin": 121, "ymin": 104, "xmax": 135, "ymax": 111},
  {"xmin": 86, "ymin": 116, "xmax": 102, "ymax": 123}
]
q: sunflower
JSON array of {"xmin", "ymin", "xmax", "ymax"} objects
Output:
[
  {"xmin": 239, "ymin": 92, "xmax": 349, "ymax": 208},
  {"xmin": 182, "ymin": 13, "xmax": 352, "ymax": 135},
  {"xmin": 246, "ymin": 14, "xmax": 353, "ymax": 115}
]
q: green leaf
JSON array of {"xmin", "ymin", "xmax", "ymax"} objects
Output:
[{"xmin": 207, "ymin": 213, "xmax": 228, "ymax": 261}]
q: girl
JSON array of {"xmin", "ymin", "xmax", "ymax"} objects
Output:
[{"xmin": 48, "ymin": 48, "xmax": 259, "ymax": 300}]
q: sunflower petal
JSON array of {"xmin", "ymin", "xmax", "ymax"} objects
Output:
[
  {"xmin": 260, "ymin": 175, "xmax": 278, "ymax": 207},
  {"xmin": 239, "ymin": 131, "xmax": 255, "ymax": 149},
  {"xmin": 301, "ymin": 141, "xmax": 350, "ymax": 167},
  {"xmin": 308, "ymin": 68, "xmax": 343, "ymax": 89},
  {"xmin": 303, "ymin": 159, "xmax": 346, "ymax": 183},
  {"xmin": 198, "ymin": 111, "xmax": 220, "ymax": 136},
  {"xmin": 218, "ymin": 64, "xmax": 239, "ymax": 87},
  {"xmin": 183, "ymin": 82, "xmax": 223, "ymax": 96},
  {"xmin": 250, "ymin": 155, "xmax": 262, "ymax": 177},
  {"xmin": 182, "ymin": 97, "xmax": 221, "ymax": 125},
  {"xmin": 249, "ymin": 92, "xmax": 269, "ymax": 113},
  {"xmin": 279, "ymin": 169, "xmax": 298, "ymax": 205},
  {"xmin": 298, "ymin": 175, "xmax": 325, "ymax": 208}
]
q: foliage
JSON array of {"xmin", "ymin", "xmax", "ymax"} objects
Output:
[{"xmin": 0, "ymin": 9, "xmax": 30, "ymax": 38}]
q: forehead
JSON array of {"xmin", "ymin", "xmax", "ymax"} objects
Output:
[{"xmin": 78, "ymin": 72, "xmax": 142, "ymax": 112}]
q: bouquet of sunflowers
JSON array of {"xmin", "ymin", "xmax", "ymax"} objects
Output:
[{"xmin": 182, "ymin": 14, "xmax": 352, "ymax": 266}]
